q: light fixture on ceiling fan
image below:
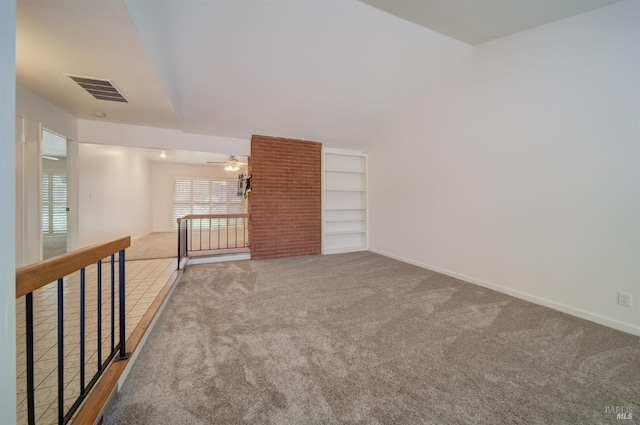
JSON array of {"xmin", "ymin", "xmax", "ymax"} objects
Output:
[
  {"xmin": 207, "ymin": 155, "xmax": 246, "ymax": 172},
  {"xmin": 225, "ymin": 156, "xmax": 240, "ymax": 172}
]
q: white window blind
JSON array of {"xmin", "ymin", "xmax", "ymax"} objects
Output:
[
  {"xmin": 172, "ymin": 177, "xmax": 245, "ymax": 228},
  {"xmin": 42, "ymin": 171, "xmax": 67, "ymax": 235}
]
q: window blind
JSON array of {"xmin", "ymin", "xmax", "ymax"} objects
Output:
[
  {"xmin": 42, "ymin": 171, "xmax": 67, "ymax": 235},
  {"xmin": 172, "ymin": 177, "xmax": 245, "ymax": 228}
]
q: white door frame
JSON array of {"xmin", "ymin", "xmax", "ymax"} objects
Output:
[{"xmin": 15, "ymin": 115, "xmax": 25, "ymax": 267}]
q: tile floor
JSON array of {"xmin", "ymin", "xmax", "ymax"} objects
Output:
[{"xmin": 15, "ymin": 257, "xmax": 177, "ymax": 425}]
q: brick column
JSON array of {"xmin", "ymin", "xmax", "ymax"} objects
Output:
[{"xmin": 248, "ymin": 135, "xmax": 322, "ymax": 259}]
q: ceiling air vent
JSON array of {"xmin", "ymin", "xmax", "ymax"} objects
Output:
[{"xmin": 67, "ymin": 75, "xmax": 129, "ymax": 103}]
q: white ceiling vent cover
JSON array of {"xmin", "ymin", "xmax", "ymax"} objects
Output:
[{"xmin": 67, "ymin": 75, "xmax": 129, "ymax": 103}]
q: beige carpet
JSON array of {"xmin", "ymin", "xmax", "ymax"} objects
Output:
[
  {"xmin": 104, "ymin": 252, "xmax": 640, "ymax": 424},
  {"xmin": 41, "ymin": 233, "xmax": 177, "ymax": 262},
  {"xmin": 43, "ymin": 235, "xmax": 67, "ymax": 260},
  {"xmin": 127, "ymin": 232, "xmax": 178, "ymax": 261}
]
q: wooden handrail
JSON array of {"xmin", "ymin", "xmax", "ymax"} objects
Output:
[
  {"xmin": 176, "ymin": 213, "xmax": 249, "ymax": 224},
  {"xmin": 16, "ymin": 236, "xmax": 131, "ymax": 299}
]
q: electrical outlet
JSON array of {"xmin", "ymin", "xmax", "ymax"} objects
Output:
[{"xmin": 618, "ymin": 292, "xmax": 632, "ymax": 308}]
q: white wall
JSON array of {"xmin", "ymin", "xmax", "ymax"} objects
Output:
[
  {"xmin": 16, "ymin": 84, "xmax": 78, "ymax": 141},
  {"xmin": 151, "ymin": 162, "xmax": 246, "ymax": 232},
  {"xmin": 78, "ymin": 121, "xmax": 250, "ymax": 237},
  {"xmin": 15, "ymin": 84, "xmax": 78, "ymax": 264},
  {"xmin": 0, "ymin": 0, "xmax": 17, "ymax": 421},
  {"xmin": 368, "ymin": 0, "xmax": 640, "ymax": 335},
  {"xmin": 78, "ymin": 144, "xmax": 153, "ymax": 246}
]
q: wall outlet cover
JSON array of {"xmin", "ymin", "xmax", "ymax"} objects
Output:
[{"xmin": 618, "ymin": 292, "xmax": 632, "ymax": 308}]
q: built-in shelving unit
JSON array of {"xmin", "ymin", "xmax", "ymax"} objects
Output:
[{"xmin": 323, "ymin": 150, "xmax": 367, "ymax": 254}]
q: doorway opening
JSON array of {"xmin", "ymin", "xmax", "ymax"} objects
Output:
[{"xmin": 41, "ymin": 129, "xmax": 68, "ymax": 260}]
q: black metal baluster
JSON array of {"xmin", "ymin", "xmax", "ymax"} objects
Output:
[
  {"xmin": 80, "ymin": 268, "xmax": 86, "ymax": 396},
  {"xmin": 97, "ymin": 260, "xmax": 102, "ymax": 371},
  {"xmin": 235, "ymin": 217, "xmax": 238, "ymax": 248},
  {"xmin": 118, "ymin": 249, "xmax": 129, "ymax": 360},
  {"xmin": 57, "ymin": 278, "xmax": 64, "ymax": 425},
  {"xmin": 110, "ymin": 254, "xmax": 115, "ymax": 353},
  {"xmin": 177, "ymin": 221, "xmax": 181, "ymax": 268},
  {"xmin": 25, "ymin": 293, "xmax": 35, "ymax": 425}
]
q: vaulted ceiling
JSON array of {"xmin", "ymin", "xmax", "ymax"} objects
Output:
[
  {"xmin": 15, "ymin": 0, "xmax": 622, "ymax": 148},
  {"xmin": 359, "ymin": 0, "xmax": 622, "ymax": 45}
]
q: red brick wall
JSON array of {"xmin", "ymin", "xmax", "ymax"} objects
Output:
[{"xmin": 249, "ymin": 135, "xmax": 322, "ymax": 260}]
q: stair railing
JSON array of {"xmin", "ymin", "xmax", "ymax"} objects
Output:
[
  {"xmin": 16, "ymin": 236, "xmax": 131, "ymax": 425},
  {"xmin": 177, "ymin": 213, "xmax": 249, "ymax": 268}
]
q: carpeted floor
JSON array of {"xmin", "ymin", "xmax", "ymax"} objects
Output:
[
  {"xmin": 104, "ymin": 252, "xmax": 640, "ymax": 425},
  {"xmin": 43, "ymin": 235, "xmax": 67, "ymax": 260},
  {"xmin": 41, "ymin": 233, "xmax": 176, "ymax": 262},
  {"xmin": 127, "ymin": 232, "xmax": 178, "ymax": 260},
  {"xmin": 40, "ymin": 233, "xmax": 175, "ymax": 262}
]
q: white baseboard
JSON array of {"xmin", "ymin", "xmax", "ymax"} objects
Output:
[
  {"xmin": 323, "ymin": 246, "xmax": 367, "ymax": 255},
  {"xmin": 131, "ymin": 231, "xmax": 152, "ymax": 241},
  {"xmin": 369, "ymin": 248, "xmax": 640, "ymax": 337},
  {"xmin": 187, "ymin": 252, "xmax": 251, "ymax": 264}
]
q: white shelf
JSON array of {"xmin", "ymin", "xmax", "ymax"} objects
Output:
[
  {"xmin": 323, "ymin": 150, "xmax": 367, "ymax": 255},
  {"xmin": 324, "ymin": 153, "xmax": 366, "ymax": 174},
  {"xmin": 324, "ymin": 246, "xmax": 367, "ymax": 255},
  {"xmin": 325, "ymin": 219, "xmax": 365, "ymax": 223},
  {"xmin": 325, "ymin": 191, "xmax": 365, "ymax": 210},
  {"xmin": 325, "ymin": 170, "xmax": 365, "ymax": 175}
]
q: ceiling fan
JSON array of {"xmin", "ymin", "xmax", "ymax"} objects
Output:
[{"xmin": 207, "ymin": 155, "xmax": 247, "ymax": 172}]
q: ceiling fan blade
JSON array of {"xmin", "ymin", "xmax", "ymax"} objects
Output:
[{"xmin": 206, "ymin": 155, "xmax": 247, "ymax": 166}]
